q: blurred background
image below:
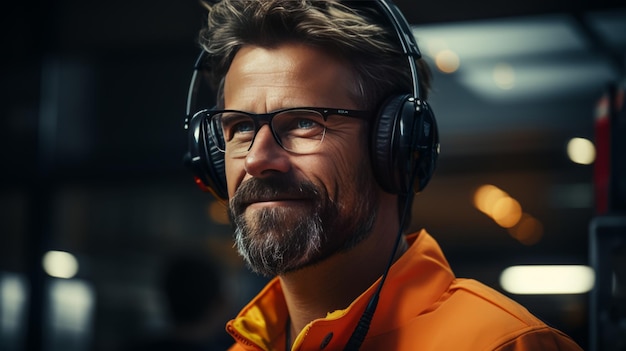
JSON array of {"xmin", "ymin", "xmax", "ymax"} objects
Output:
[{"xmin": 1, "ymin": 0, "xmax": 625, "ymax": 350}]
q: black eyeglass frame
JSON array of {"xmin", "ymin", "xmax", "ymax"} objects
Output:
[{"xmin": 195, "ymin": 107, "xmax": 371, "ymax": 154}]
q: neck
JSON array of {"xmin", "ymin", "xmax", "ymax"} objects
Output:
[{"xmin": 280, "ymin": 205, "xmax": 408, "ymax": 340}]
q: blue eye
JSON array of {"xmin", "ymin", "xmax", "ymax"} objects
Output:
[
  {"xmin": 233, "ymin": 120, "xmax": 255, "ymax": 134},
  {"xmin": 295, "ymin": 118, "xmax": 320, "ymax": 130},
  {"xmin": 274, "ymin": 110, "xmax": 326, "ymax": 138},
  {"xmin": 220, "ymin": 113, "xmax": 255, "ymax": 141}
]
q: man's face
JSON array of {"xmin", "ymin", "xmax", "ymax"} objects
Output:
[{"xmin": 223, "ymin": 43, "xmax": 380, "ymax": 277}]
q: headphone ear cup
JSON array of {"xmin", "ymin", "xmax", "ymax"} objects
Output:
[
  {"xmin": 414, "ymin": 101, "xmax": 439, "ymax": 192},
  {"xmin": 371, "ymin": 94, "xmax": 411, "ymax": 194},
  {"xmin": 185, "ymin": 111, "xmax": 228, "ymax": 201},
  {"xmin": 371, "ymin": 94, "xmax": 439, "ymax": 195}
]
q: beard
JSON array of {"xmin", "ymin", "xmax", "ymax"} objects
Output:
[{"xmin": 228, "ymin": 170, "xmax": 378, "ymax": 277}]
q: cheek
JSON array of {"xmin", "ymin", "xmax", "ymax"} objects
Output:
[
  {"xmin": 317, "ymin": 133, "xmax": 373, "ymax": 199},
  {"xmin": 225, "ymin": 158, "xmax": 245, "ymax": 198}
]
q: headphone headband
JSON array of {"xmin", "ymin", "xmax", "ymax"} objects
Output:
[{"xmin": 374, "ymin": 0, "xmax": 422, "ymax": 98}]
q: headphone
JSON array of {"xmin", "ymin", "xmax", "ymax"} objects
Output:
[{"xmin": 184, "ymin": 0, "xmax": 439, "ymax": 202}]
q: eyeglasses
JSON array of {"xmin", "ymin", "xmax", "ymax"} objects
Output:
[{"xmin": 197, "ymin": 107, "xmax": 370, "ymax": 156}]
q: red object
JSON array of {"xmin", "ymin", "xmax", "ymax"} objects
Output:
[{"xmin": 594, "ymin": 93, "xmax": 611, "ymax": 214}]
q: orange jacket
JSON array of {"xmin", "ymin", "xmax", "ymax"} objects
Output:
[{"xmin": 226, "ymin": 230, "xmax": 584, "ymax": 351}]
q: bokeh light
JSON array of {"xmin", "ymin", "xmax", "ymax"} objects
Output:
[
  {"xmin": 43, "ymin": 251, "xmax": 79, "ymax": 279},
  {"xmin": 567, "ymin": 137, "xmax": 596, "ymax": 165},
  {"xmin": 435, "ymin": 49, "xmax": 460, "ymax": 73},
  {"xmin": 500, "ymin": 265, "xmax": 595, "ymax": 294},
  {"xmin": 493, "ymin": 63, "xmax": 516, "ymax": 90}
]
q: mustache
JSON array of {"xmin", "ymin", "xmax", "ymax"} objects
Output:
[{"xmin": 230, "ymin": 176, "xmax": 322, "ymax": 213}]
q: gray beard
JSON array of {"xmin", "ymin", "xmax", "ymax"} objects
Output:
[{"xmin": 229, "ymin": 177, "xmax": 377, "ymax": 277}]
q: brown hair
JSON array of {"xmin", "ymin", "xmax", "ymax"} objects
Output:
[{"xmin": 199, "ymin": 0, "xmax": 431, "ymax": 111}]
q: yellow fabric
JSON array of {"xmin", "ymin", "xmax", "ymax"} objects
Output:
[{"xmin": 226, "ymin": 230, "xmax": 584, "ymax": 351}]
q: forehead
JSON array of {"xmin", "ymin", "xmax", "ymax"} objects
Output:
[{"xmin": 223, "ymin": 43, "xmax": 359, "ymax": 111}]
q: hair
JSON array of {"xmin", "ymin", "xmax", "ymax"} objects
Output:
[{"xmin": 198, "ymin": 0, "xmax": 431, "ymax": 112}]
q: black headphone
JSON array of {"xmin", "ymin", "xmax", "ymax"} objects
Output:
[{"xmin": 184, "ymin": 0, "xmax": 439, "ymax": 202}]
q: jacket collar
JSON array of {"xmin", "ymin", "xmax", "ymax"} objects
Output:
[{"xmin": 226, "ymin": 230, "xmax": 455, "ymax": 350}]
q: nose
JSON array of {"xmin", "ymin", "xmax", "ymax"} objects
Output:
[{"xmin": 244, "ymin": 125, "xmax": 291, "ymax": 177}]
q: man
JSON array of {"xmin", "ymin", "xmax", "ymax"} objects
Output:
[{"xmin": 184, "ymin": 0, "xmax": 585, "ymax": 350}]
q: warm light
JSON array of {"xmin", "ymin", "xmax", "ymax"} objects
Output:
[
  {"xmin": 209, "ymin": 201, "xmax": 230, "ymax": 225},
  {"xmin": 567, "ymin": 137, "xmax": 595, "ymax": 165},
  {"xmin": 43, "ymin": 251, "xmax": 79, "ymax": 279},
  {"xmin": 473, "ymin": 184, "xmax": 507, "ymax": 216},
  {"xmin": 500, "ymin": 265, "xmax": 594, "ymax": 294},
  {"xmin": 474, "ymin": 184, "xmax": 532, "ymax": 232},
  {"xmin": 435, "ymin": 49, "xmax": 460, "ymax": 73},
  {"xmin": 493, "ymin": 63, "xmax": 516, "ymax": 90},
  {"xmin": 508, "ymin": 214, "xmax": 543, "ymax": 245},
  {"xmin": 491, "ymin": 197, "xmax": 522, "ymax": 228}
]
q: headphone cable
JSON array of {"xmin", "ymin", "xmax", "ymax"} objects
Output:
[{"xmin": 343, "ymin": 165, "xmax": 417, "ymax": 351}]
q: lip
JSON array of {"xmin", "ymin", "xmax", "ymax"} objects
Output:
[{"xmin": 244, "ymin": 197, "xmax": 311, "ymax": 209}]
